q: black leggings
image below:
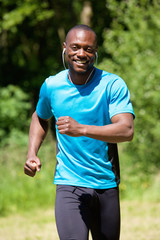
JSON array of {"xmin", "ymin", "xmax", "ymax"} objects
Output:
[{"xmin": 55, "ymin": 185, "xmax": 120, "ymax": 240}]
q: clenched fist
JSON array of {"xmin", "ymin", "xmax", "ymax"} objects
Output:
[
  {"xmin": 56, "ymin": 116, "xmax": 85, "ymax": 137},
  {"xmin": 24, "ymin": 156, "xmax": 41, "ymax": 177}
]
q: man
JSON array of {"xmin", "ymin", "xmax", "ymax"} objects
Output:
[{"xmin": 24, "ymin": 24, "xmax": 135, "ymax": 240}]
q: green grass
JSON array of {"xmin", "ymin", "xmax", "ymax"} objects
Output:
[
  {"xmin": 118, "ymin": 142, "xmax": 160, "ymax": 202},
  {"xmin": 0, "ymin": 131, "xmax": 160, "ymax": 216},
  {"xmin": 0, "ymin": 132, "xmax": 57, "ymax": 215},
  {"xmin": 0, "ymin": 201, "xmax": 160, "ymax": 240},
  {"xmin": 0, "ymin": 133, "xmax": 160, "ymax": 239}
]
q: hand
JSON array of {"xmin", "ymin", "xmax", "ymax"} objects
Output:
[
  {"xmin": 24, "ymin": 156, "xmax": 41, "ymax": 177},
  {"xmin": 56, "ymin": 116, "xmax": 84, "ymax": 137}
]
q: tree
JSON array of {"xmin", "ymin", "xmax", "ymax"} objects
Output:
[
  {"xmin": 0, "ymin": 0, "xmax": 80, "ymax": 93},
  {"xmin": 1, "ymin": 0, "xmax": 160, "ymax": 173},
  {"xmin": 0, "ymin": 85, "xmax": 31, "ymax": 145},
  {"xmin": 98, "ymin": 0, "xmax": 160, "ymax": 171},
  {"xmin": 0, "ymin": 0, "xmax": 84, "ymax": 143}
]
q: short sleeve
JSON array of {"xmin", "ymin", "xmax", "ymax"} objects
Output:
[
  {"xmin": 36, "ymin": 80, "xmax": 53, "ymax": 119},
  {"xmin": 109, "ymin": 78, "xmax": 135, "ymax": 119}
]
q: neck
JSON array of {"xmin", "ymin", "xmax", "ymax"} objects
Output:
[{"xmin": 68, "ymin": 67, "xmax": 95, "ymax": 85}]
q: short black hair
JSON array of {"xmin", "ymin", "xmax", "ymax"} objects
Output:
[{"xmin": 65, "ymin": 24, "xmax": 97, "ymax": 46}]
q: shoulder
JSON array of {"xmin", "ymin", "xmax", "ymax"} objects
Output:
[
  {"xmin": 45, "ymin": 69, "xmax": 68, "ymax": 86},
  {"xmin": 102, "ymin": 69, "xmax": 125, "ymax": 84},
  {"xmin": 96, "ymin": 68, "xmax": 127, "ymax": 90},
  {"xmin": 39, "ymin": 70, "xmax": 68, "ymax": 97}
]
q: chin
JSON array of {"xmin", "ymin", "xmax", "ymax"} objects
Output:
[
  {"xmin": 71, "ymin": 64, "xmax": 93, "ymax": 74},
  {"xmin": 69, "ymin": 65, "xmax": 86, "ymax": 74},
  {"xmin": 76, "ymin": 68, "xmax": 88, "ymax": 74}
]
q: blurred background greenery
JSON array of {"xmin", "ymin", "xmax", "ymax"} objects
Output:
[{"xmin": 0, "ymin": 0, "xmax": 160, "ymax": 216}]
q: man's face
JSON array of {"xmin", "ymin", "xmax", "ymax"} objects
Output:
[{"xmin": 64, "ymin": 29, "xmax": 97, "ymax": 74}]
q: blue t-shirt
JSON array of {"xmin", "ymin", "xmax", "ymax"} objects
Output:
[{"xmin": 36, "ymin": 68, "xmax": 135, "ymax": 189}]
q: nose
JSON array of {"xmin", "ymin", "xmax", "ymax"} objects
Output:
[{"xmin": 77, "ymin": 48, "xmax": 86, "ymax": 58}]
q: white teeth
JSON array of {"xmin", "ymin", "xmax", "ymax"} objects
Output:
[{"xmin": 76, "ymin": 60, "xmax": 86, "ymax": 64}]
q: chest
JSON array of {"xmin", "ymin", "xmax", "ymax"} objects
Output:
[{"xmin": 50, "ymin": 84, "xmax": 110, "ymax": 125}]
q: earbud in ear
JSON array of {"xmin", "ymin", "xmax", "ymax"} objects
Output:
[{"xmin": 62, "ymin": 49, "xmax": 66, "ymax": 69}]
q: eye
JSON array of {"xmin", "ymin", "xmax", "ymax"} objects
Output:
[
  {"xmin": 86, "ymin": 47, "xmax": 94, "ymax": 53},
  {"xmin": 71, "ymin": 46, "xmax": 78, "ymax": 51}
]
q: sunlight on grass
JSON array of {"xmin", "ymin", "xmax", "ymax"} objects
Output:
[
  {"xmin": 1, "ymin": 134, "xmax": 160, "ymax": 240},
  {"xmin": 0, "ymin": 201, "xmax": 160, "ymax": 240}
]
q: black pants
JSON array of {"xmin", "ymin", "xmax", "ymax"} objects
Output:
[{"xmin": 55, "ymin": 185, "xmax": 120, "ymax": 240}]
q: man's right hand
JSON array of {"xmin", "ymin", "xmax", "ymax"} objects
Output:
[{"xmin": 24, "ymin": 157, "xmax": 41, "ymax": 177}]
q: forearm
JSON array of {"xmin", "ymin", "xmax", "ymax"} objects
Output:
[
  {"xmin": 81, "ymin": 121, "xmax": 133, "ymax": 143},
  {"xmin": 57, "ymin": 113, "xmax": 134, "ymax": 143},
  {"xmin": 27, "ymin": 111, "xmax": 49, "ymax": 158}
]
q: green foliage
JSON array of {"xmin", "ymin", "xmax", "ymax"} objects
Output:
[
  {"xmin": 0, "ymin": 134, "xmax": 56, "ymax": 216},
  {"xmin": 0, "ymin": 0, "xmax": 160, "ymax": 212},
  {"xmin": 0, "ymin": 0, "xmax": 54, "ymax": 32},
  {"xmin": 119, "ymin": 149, "xmax": 160, "ymax": 201},
  {"xmin": 0, "ymin": 85, "xmax": 31, "ymax": 145},
  {"xmin": 0, "ymin": 0, "xmax": 80, "ymax": 92},
  {"xmin": 98, "ymin": 0, "xmax": 160, "ymax": 172},
  {"xmin": 0, "ymin": 139, "xmax": 159, "ymax": 216}
]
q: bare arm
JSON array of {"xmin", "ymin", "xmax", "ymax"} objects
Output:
[
  {"xmin": 24, "ymin": 111, "xmax": 49, "ymax": 177},
  {"xmin": 56, "ymin": 113, "xmax": 134, "ymax": 143}
]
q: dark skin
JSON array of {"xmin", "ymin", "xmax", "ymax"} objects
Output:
[
  {"xmin": 24, "ymin": 28, "xmax": 134, "ymax": 177},
  {"xmin": 63, "ymin": 29, "xmax": 97, "ymax": 84},
  {"xmin": 24, "ymin": 113, "xmax": 49, "ymax": 177}
]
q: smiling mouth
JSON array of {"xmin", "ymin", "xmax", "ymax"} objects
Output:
[{"xmin": 75, "ymin": 60, "xmax": 88, "ymax": 64}]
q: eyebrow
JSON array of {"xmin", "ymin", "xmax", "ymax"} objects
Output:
[{"xmin": 69, "ymin": 43, "xmax": 95, "ymax": 48}]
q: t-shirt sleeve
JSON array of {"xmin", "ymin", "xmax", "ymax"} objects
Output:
[
  {"xmin": 109, "ymin": 78, "xmax": 135, "ymax": 119},
  {"xmin": 36, "ymin": 80, "xmax": 53, "ymax": 119}
]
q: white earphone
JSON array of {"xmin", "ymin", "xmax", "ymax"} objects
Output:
[
  {"xmin": 95, "ymin": 52, "xmax": 98, "ymax": 65},
  {"xmin": 62, "ymin": 49, "xmax": 66, "ymax": 69}
]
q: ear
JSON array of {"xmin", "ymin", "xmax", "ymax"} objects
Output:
[{"xmin": 63, "ymin": 42, "xmax": 66, "ymax": 52}]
